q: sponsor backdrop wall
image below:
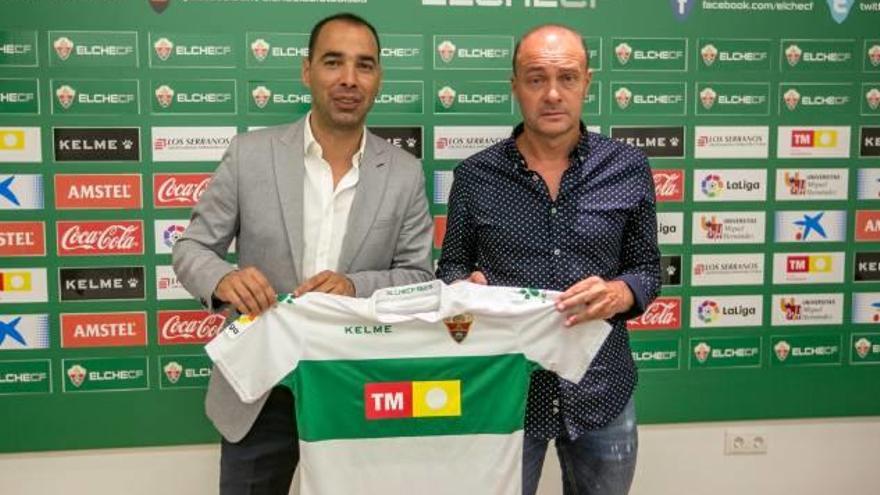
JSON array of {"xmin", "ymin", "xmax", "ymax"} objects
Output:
[{"xmin": 0, "ymin": 0, "xmax": 878, "ymax": 453}]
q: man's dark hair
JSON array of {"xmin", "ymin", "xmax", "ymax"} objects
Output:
[
  {"xmin": 512, "ymin": 24, "xmax": 589, "ymax": 74},
  {"xmin": 308, "ymin": 12, "xmax": 381, "ymax": 61}
]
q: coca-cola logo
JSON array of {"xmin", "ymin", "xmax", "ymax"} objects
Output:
[
  {"xmin": 153, "ymin": 173, "xmax": 211, "ymax": 208},
  {"xmin": 57, "ymin": 221, "xmax": 144, "ymax": 256},
  {"xmin": 652, "ymin": 169, "xmax": 684, "ymax": 202},
  {"xmin": 157, "ymin": 310, "xmax": 225, "ymax": 345},
  {"xmin": 627, "ymin": 297, "xmax": 682, "ymax": 331}
]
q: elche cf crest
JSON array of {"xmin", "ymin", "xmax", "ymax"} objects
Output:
[
  {"xmin": 164, "ymin": 361, "xmax": 183, "ymax": 384},
  {"xmin": 53, "ymin": 37, "xmax": 74, "ymax": 60},
  {"xmin": 701, "ymin": 44, "xmax": 718, "ymax": 66},
  {"xmin": 784, "ymin": 89, "xmax": 801, "ymax": 111},
  {"xmin": 693, "ymin": 342, "xmax": 710, "ymax": 363},
  {"xmin": 615, "ymin": 43, "xmax": 632, "ymax": 65},
  {"xmin": 154, "ymin": 37, "xmax": 174, "ymax": 61},
  {"xmin": 700, "ymin": 87, "xmax": 717, "ymax": 110},
  {"xmin": 437, "ymin": 40, "xmax": 456, "ymax": 64},
  {"xmin": 443, "ymin": 313, "xmax": 473, "ymax": 343},
  {"xmin": 56, "ymin": 85, "xmax": 76, "ymax": 109},
  {"xmin": 252, "ymin": 85, "xmax": 272, "ymax": 108},
  {"xmin": 855, "ymin": 337, "xmax": 872, "ymax": 359},
  {"xmin": 867, "ymin": 88, "xmax": 880, "ymax": 111},
  {"xmin": 774, "ymin": 340, "xmax": 791, "ymax": 361},
  {"xmin": 155, "ymin": 85, "xmax": 175, "ymax": 108},
  {"xmin": 251, "ymin": 39, "xmax": 270, "ymax": 61},
  {"xmin": 67, "ymin": 364, "xmax": 87, "ymax": 387},
  {"xmin": 614, "ymin": 87, "xmax": 632, "ymax": 109},
  {"xmin": 785, "ymin": 44, "xmax": 802, "ymax": 67},
  {"xmin": 438, "ymin": 86, "xmax": 456, "ymax": 109}
]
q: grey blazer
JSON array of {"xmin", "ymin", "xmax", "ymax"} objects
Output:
[{"xmin": 172, "ymin": 118, "xmax": 434, "ymax": 442}]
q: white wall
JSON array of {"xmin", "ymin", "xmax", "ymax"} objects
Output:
[{"xmin": 1, "ymin": 417, "xmax": 878, "ymax": 495}]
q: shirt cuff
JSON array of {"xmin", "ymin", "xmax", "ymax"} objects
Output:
[{"xmin": 613, "ymin": 274, "xmax": 648, "ymax": 321}]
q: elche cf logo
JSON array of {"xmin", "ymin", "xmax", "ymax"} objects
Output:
[
  {"xmin": 699, "ymin": 87, "xmax": 717, "ymax": 110},
  {"xmin": 154, "ymin": 37, "xmax": 174, "ymax": 61},
  {"xmin": 784, "ymin": 89, "xmax": 801, "ymax": 111},
  {"xmin": 867, "ymin": 88, "xmax": 880, "ymax": 111},
  {"xmin": 774, "ymin": 340, "xmax": 791, "ymax": 362},
  {"xmin": 785, "ymin": 44, "xmax": 803, "ymax": 67},
  {"xmin": 251, "ymin": 39, "xmax": 270, "ymax": 61},
  {"xmin": 437, "ymin": 40, "xmax": 456, "ymax": 64},
  {"xmin": 615, "ymin": 43, "xmax": 632, "ymax": 65},
  {"xmin": 56, "ymin": 85, "xmax": 76, "ymax": 109},
  {"xmin": 163, "ymin": 361, "xmax": 183, "ymax": 384},
  {"xmin": 870, "ymin": 45, "xmax": 880, "ymax": 67},
  {"xmin": 855, "ymin": 337, "xmax": 872, "ymax": 359},
  {"xmin": 614, "ymin": 87, "xmax": 632, "ymax": 109},
  {"xmin": 438, "ymin": 86, "xmax": 456, "ymax": 109},
  {"xmin": 155, "ymin": 85, "xmax": 175, "ymax": 108},
  {"xmin": 67, "ymin": 364, "xmax": 87, "ymax": 387},
  {"xmin": 252, "ymin": 85, "xmax": 272, "ymax": 108},
  {"xmin": 701, "ymin": 44, "xmax": 718, "ymax": 66},
  {"xmin": 442, "ymin": 313, "xmax": 473, "ymax": 343},
  {"xmin": 693, "ymin": 342, "xmax": 711, "ymax": 363},
  {"xmin": 53, "ymin": 36, "xmax": 74, "ymax": 60}
]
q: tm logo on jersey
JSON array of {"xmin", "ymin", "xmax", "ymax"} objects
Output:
[{"xmin": 365, "ymin": 380, "xmax": 461, "ymax": 420}]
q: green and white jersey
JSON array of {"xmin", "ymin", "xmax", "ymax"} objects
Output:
[{"xmin": 206, "ymin": 280, "xmax": 612, "ymax": 495}]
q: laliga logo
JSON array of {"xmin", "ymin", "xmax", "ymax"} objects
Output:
[
  {"xmin": 438, "ymin": 86, "xmax": 456, "ymax": 109},
  {"xmin": 699, "ymin": 87, "xmax": 717, "ymax": 110},
  {"xmin": 826, "ymin": 0, "xmax": 854, "ymax": 24},
  {"xmin": 700, "ymin": 174, "xmax": 724, "ymax": 197},
  {"xmin": 693, "ymin": 342, "xmax": 711, "ymax": 363},
  {"xmin": 615, "ymin": 43, "xmax": 632, "ymax": 65},
  {"xmin": 855, "ymin": 337, "xmax": 872, "ymax": 359},
  {"xmin": 163, "ymin": 361, "xmax": 183, "ymax": 384},
  {"xmin": 870, "ymin": 45, "xmax": 880, "ymax": 67},
  {"xmin": 154, "ymin": 37, "xmax": 174, "ymax": 61},
  {"xmin": 437, "ymin": 40, "xmax": 456, "ymax": 64},
  {"xmin": 155, "ymin": 85, "xmax": 175, "ymax": 108},
  {"xmin": 785, "ymin": 44, "xmax": 803, "ymax": 67},
  {"xmin": 252, "ymin": 85, "xmax": 272, "ymax": 108},
  {"xmin": 783, "ymin": 89, "xmax": 801, "ymax": 111},
  {"xmin": 162, "ymin": 224, "xmax": 186, "ymax": 249},
  {"xmin": 56, "ymin": 85, "xmax": 76, "ymax": 109},
  {"xmin": 67, "ymin": 364, "xmax": 87, "ymax": 387},
  {"xmin": 700, "ymin": 44, "xmax": 718, "ymax": 66},
  {"xmin": 774, "ymin": 340, "xmax": 791, "ymax": 362},
  {"xmin": 614, "ymin": 87, "xmax": 632, "ymax": 109},
  {"xmin": 251, "ymin": 38, "xmax": 270, "ymax": 62},
  {"xmin": 866, "ymin": 88, "xmax": 880, "ymax": 111},
  {"xmin": 696, "ymin": 300, "xmax": 720, "ymax": 324},
  {"xmin": 53, "ymin": 36, "xmax": 74, "ymax": 60}
]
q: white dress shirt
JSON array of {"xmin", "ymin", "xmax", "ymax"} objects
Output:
[{"xmin": 301, "ymin": 113, "xmax": 366, "ymax": 279}]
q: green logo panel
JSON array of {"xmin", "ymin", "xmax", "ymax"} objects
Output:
[
  {"xmin": 373, "ymin": 81, "xmax": 423, "ymax": 114},
  {"xmin": 852, "ymin": 333, "xmax": 880, "ymax": 365},
  {"xmin": 149, "ymin": 32, "xmax": 236, "ymax": 68},
  {"xmin": 862, "ymin": 83, "xmax": 880, "ymax": 116},
  {"xmin": 695, "ymin": 82, "xmax": 770, "ymax": 116},
  {"xmin": 780, "ymin": 39, "xmax": 858, "ymax": 72},
  {"xmin": 610, "ymin": 37, "xmax": 687, "ymax": 71},
  {"xmin": 158, "ymin": 355, "xmax": 212, "ymax": 389},
  {"xmin": 0, "ymin": 78, "xmax": 39, "ymax": 115},
  {"xmin": 246, "ymin": 32, "xmax": 309, "ymax": 68},
  {"xmin": 433, "ymin": 80, "xmax": 511, "ymax": 115},
  {"xmin": 689, "ymin": 336, "xmax": 762, "ymax": 369},
  {"xmin": 631, "ymin": 338, "xmax": 680, "ymax": 371},
  {"xmin": 48, "ymin": 31, "xmax": 138, "ymax": 67},
  {"xmin": 247, "ymin": 80, "xmax": 311, "ymax": 114},
  {"xmin": 770, "ymin": 335, "xmax": 841, "ymax": 367},
  {"xmin": 584, "ymin": 36, "xmax": 602, "ymax": 72},
  {"xmin": 0, "ymin": 30, "xmax": 38, "ymax": 67},
  {"xmin": 610, "ymin": 82, "xmax": 686, "ymax": 116},
  {"xmin": 62, "ymin": 357, "xmax": 149, "ymax": 393},
  {"xmin": 433, "ymin": 35, "xmax": 512, "ymax": 70},
  {"xmin": 151, "ymin": 79, "xmax": 237, "ymax": 115},
  {"xmin": 380, "ymin": 34, "xmax": 424, "ymax": 69},
  {"xmin": 583, "ymin": 81, "xmax": 601, "ymax": 116},
  {"xmin": 696, "ymin": 39, "xmax": 772, "ymax": 72},
  {"xmin": 778, "ymin": 83, "xmax": 856, "ymax": 116},
  {"xmin": 51, "ymin": 79, "xmax": 140, "ymax": 115},
  {"xmin": 0, "ymin": 360, "xmax": 51, "ymax": 396}
]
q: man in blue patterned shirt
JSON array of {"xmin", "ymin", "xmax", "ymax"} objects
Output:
[{"xmin": 436, "ymin": 24, "xmax": 661, "ymax": 495}]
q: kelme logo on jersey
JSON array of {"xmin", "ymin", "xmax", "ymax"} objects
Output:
[
  {"xmin": 49, "ymin": 31, "xmax": 138, "ymax": 67},
  {"xmin": 443, "ymin": 313, "xmax": 473, "ymax": 343},
  {"xmin": 852, "ymin": 334, "xmax": 880, "ymax": 364},
  {"xmin": 159, "ymin": 355, "xmax": 212, "ymax": 389},
  {"xmin": 611, "ymin": 82, "xmax": 686, "ymax": 116},
  {"xmin": 151, "ymin": 80, "xmax": 236, "ymax": 114},
  {"xmin": 0, "ymin": 30, "xmax": 38, "ymax": 67},
  {"xmin": 825, "ymin": 0, "xmax": 854, "ymax": 24},
  {"xmin": 0, "ymin": 78, "xmax": 39, "ymax": 115},
  {"xmin": 364, "ymin": 380, "xmax": 461, "ymax": 420},
  {"xmin": 862, "ymin": 85, "xmax": 880, "ymax": 115},
  {"xmin": 695, "ymin": 83, "xmax": 769, "ymax": 116},
  {"xmin": 246, "ymin": 32, "xmax": 309, "ymax": 68},
  {"xmin": 433, "ymin": 81, "xmax": 511, "ymax": 114},
  {"xmin": 379, "ymin": 34, "xmax": 423, "ymax": 69},
  {"xmin": 149, "ymin": 33, "xmax": 235, "ymax": 68},
  {"xmin": 781, "ymin": 39, "xmax": 857, "ymax": 72},
  {"xmin": 373, "ymin": 81, "xmax": 424, "ymax": 114},
  {"xmin": 611, "ymin": 38, "xmax": 687, "ymax": 71},
  {"xmin": 0, "ymin": 360, "xmax": 51, "ymax": 395},
  {"xmin": 690, "ymin": 337, "xmax": 761, "ymax": 369},
  {"xmin": 247, "ymin": 80, "xmax": 311, "ymax": 114},
  {"xmin": 771, "ymin": 335, "xmax": 840, "ymax": 366},
  {"xmin": 51, "ymin": 79, "xmax": 140, "ymax": 115},
  {"xmin": 62, "ymin": 357, "xmax": 148, "ymax": 393},
  {"xmin": 779, "ymin": 83, "xmax": 855, "ymax": 115},
  {"xmin": 697, "ymin": 39, "xmax": 771, "ymax": 72},
  {"xmin": 433, "ymin": 35, "xmax": 512, "ymax": 69},
  {"xmin": 865, "ymin": 41, "xmax": 880, "ymax": 71},
  {"xmin": 771, "ymin": 293, "xmax": 843, "ymax": 326},
  {"xmin": 631, "ymin": 338, "xmax": 679, "ymax": 371}
]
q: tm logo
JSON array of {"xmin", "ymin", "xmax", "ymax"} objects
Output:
[
  {"xmin": 826, "ymin": 0, "xmax": 854, "ymax": 24},
  {"xmin": 671, "ymin": 0, "xmax": 695, "ymax": 21}
]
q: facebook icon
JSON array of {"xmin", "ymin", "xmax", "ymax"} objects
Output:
[{"xmin": 671, "ymin": 0, "xmax": 695, "ymax": 21}]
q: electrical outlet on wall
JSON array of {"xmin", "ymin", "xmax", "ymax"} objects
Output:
[{"xmin": 724, "ymin": 430, "xmax": 768, "ymax": 455}]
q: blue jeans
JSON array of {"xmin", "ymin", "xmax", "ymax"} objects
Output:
[{"xmin": 522, "ymin": 399, "xmax": 638, "ymax": 495}]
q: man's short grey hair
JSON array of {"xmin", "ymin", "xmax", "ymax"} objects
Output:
[{"xmin": 512, "ymin": 24, "xmax": 590, "ymax": 74}]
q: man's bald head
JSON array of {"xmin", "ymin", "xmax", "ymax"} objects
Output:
[{"xmin": 512, "ymin": 24, "xmax": 589, "ymax": 75}]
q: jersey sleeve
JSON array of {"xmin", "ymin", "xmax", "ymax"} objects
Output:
[{"xmin": 205, "ymin": 298, "xmax": 305, "ymax": 404}]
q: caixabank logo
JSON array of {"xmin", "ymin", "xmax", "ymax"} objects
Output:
[
  {"xmin": 779, "ymin": 83, "xmax": 856, "ymax": 116},
  {"xmin": 630, "ymin": 338, "xmax": 680, "ymax": 371},
  {"xmin": 369, "ymin": 126, "xmax": 423, "ymax": 159},
  {"xmin": 0, "ymin": 174, "xmax": 44, "ymax": 210},
  {"xmin": 0, "ymin": 314, "xmax": 49, "ymax": 350},
  {"xmin": 771, "ymin": 335, "xmax": 841, "ymax": 367},
  {"xmin": 149, "ymin": 33, "xmax": 235, "ymax": 68},
  {"xmin": 159, "ymin": 355, "xmax": 212, "ymax": 389},
  {"xmin": 697, "ymin": 39, "xmax": 771, "ymax": 72},
  {"xmin": 611, "ymin": 82, "xmax": 686, "ymax": 116},
  {"xmin": 695, "ymin": 83, "xmax": 770, "ymax": 116},
  {"xmin": 609, "ymin": 126, "xmax": 684, "ymax": 158},
  {"xmin": 433, "ymin": 81, "xmax": 511, "ymax": 115},
  {"xmin": 51, "ymin": 79, "xmax": 139, "ymax": 115},
  {"xmin": 62, "ymin": 357, "xmax": 148, "ymax": 393},
  {"xmin": 248, "ymin": 81, "xmax": 311, "ymax": 115},
  {"xmin": 0, "ymin": 127, "xmax": 41, "ymax": 162},
  {"xmin": 54, "ymin": 174, "xmax": 142, "ymax": 210},
  {"xmin": 776, "ymin": 168, "xmax": 848, "ymax": 201},
  {"xmin": 780, "ymin": 39, "xmax": 857, "ymax": 72},
  {"xmin": 851, "ymin": 292, "xmax": 880, "ymax": 324},
  {"xmin": 49, "ymin": 31, "xmax": 138, "ymax": 67},
  {"xmin": 0, "ymin": 360, "xmax": 51, "ymax": 395},
  {"xmin": 54, "ymin": 127, "xmax": 140, "ymax": 162},
  {"xmin": 611, "ymin": 38, "xmax": 687, "ymax": 72},
  {"xmin": 0, "ymin": 221, "xmax": 46, "ymax": 257},
  {"xmin": 0, "ymin": 30, "xmax": 38, "ymax": 67},
  {"xmin": 693, "ymin": 169, "xmax": 766, "ymax": 202},
  {"xmin": 690, "ymin": 336, "xmax": 761, "ymax": 369},
  {"xmin": 433, "ymin": 35, "xmax": 512, "ymax": 70},
  {"xmin": 774, "ymin": 210, "xmax": 847, "ymax": 243},
  {"xmin": 58, "ymin": 266, "xmax": 145, "ymax": 302},
  {"xmin": 771, "ymin": 293, "xmax": 844, "ymax": 326},
  {"xmin": 0, "ymin": 78, "xmax": 39, "ymax": 115},
  {"xmin": 246, "ymin": 32, "xmax": 309, "ymax": 68},
  {"xmin": 151, "ymin": 80, "xmax": 236, "ymax": 115}
]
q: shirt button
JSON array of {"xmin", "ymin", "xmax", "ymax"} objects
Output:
[
  {"xmin": 531, "ymin": 174, "xmax": 540, "ymax": 182},
  {"xmin": 552, "ymin": 399, "xmax": 559, "ymax": 406},
  {"xmin": 553, "ymin": 248, "xmax": 561, "ymax": 256},
  {"xmin": 550, "ymin": 207, "xmax": 557, "ymax": 215},
  {"xmin": 552, "ymin": 407, "xmax": 560, "ymax": 414}
]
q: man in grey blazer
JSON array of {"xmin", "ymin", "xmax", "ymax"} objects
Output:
[{"xmin": 172, "ymin": 13, "xmax": 433, "ymax": 495}]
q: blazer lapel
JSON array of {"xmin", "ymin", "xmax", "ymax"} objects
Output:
[
  {"xmin": 272, "ymin": 120, "xmax": 306, "ymax": 283},
  {"xmin": 338, "ymin": 132, "xmax": 389, "ymax": 273}
]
